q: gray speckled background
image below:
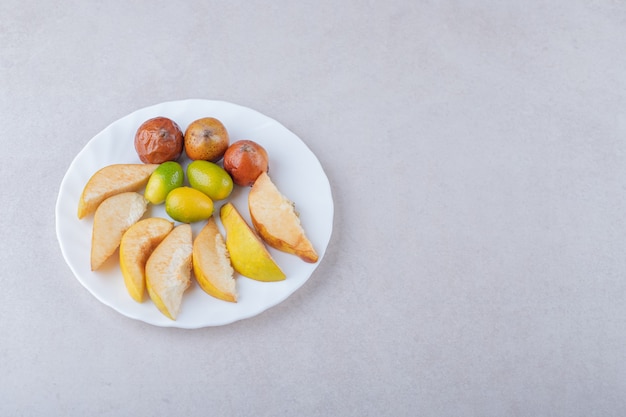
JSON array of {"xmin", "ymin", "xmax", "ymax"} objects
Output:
[{"xmin": 2, "ymin": 1, "xmax": 626, "ymax": 416}]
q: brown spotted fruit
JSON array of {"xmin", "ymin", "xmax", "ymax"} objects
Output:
[{"xmin": 223, "ymin": 140, "xmax": 269, "ymax": 187}]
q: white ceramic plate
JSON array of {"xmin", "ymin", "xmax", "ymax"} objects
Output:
[{"xmin": 55, "ymin": 99, "xmax": 334, "ymax": 328}]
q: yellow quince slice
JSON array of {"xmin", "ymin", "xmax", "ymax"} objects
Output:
[
  {"xmin": 220, "ymin": 202, "xmax": 285, "ymax": 282},
  {"xmin": 119, "ymin": 218, "xmax": 174, "ymax": 302}
]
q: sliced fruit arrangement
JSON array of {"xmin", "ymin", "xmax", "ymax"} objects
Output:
[
  {"xmin": 77, "ymin": 116, "xmax": 319, "ymax": 320},
  {"xmin": 193, "ymin": 218, "xmax": 237, "ymax": 302},
  {"xmin": 77, "ymin": 163, "xmax": 157, "ymax": 219},
  {"xmin": 249, "ymin": 172, "xmax": 318, "ymax": 263}
]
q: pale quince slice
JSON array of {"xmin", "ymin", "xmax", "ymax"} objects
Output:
[
  {"xmin": 145, "ymin": 224, "xmax": 192, "ymax": 320},
  {"xmin": 220, "ymin": 202, "xmax": 285, "ymax": 282},
  {"xmin": 248, "ymin": 172, "xmax": 318, "ymax": 263},
  {"xmin": 78, "ymin": 163, "xmax": 158, "ymax": 219},
  {"xmin": 119, "ymin": 218, "xmax": 174, "ymax": 302},
  {"xmin": 91, "ymin": 192, "xmax": 148, "ymax": 271},
  {"xmin": 193, "ymin": 217, "xmax": 237, "ymax": 302}
]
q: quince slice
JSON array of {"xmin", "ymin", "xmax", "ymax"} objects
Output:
[
  {"xmin": 193, "ymin": 217, "xmax": 237, "ymax": 302},
  {"xmin": 220, "ymin": 202, "xmax": 285, "ymax": 282},
  {"xmin": 248, "ymin": 172, "xmax": 318, "ymax": 263},
  {"xmin": 78, "ymin": 163, "xmax": 158, "ymax": 219},
  {"xmin": 91, "ymin": 192, "xmax": 148, "ymax": 271},
  {"xmin": 145, "ymin": 224, "xmax": 192, "ymax": 320},
  {"xmin": 119, "ymin": 218, "xmax": 174, "ymax": 302}
]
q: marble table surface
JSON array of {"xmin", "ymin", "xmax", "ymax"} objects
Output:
[{"xmin": 2, "ymin": 1, "xmax": 626, "ymax": 416}]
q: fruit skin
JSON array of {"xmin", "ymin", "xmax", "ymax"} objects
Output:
[
  {"xmin": 220, "ymin": 202, "xmax": 285, "ymax": 282},
  {"xmin": 165, "ymin": 186, "xmax": 214, "ymax": 223},
  {"xmin": 144, "ymin": 161, "xmax": 184, "ymax": 205},
  {"xmin": 249, "ymin": 172, "xmax": 318, "ymax": 263},
  {"xmin": 192, "ymin": 217, "xmax": 237, "ymax": 302},
  {"xmin": 187, "ymin": 160, "xmax": 234, "ymax": 201},
  {"xmin": 119, "ymin": 218, "xmax": 174, "ymax": 302},
  {"xmin": 145, "ymin": 224, "xmax": 193, "ymax": 320},
  {"xmin": 91, "ymin": 192, "xmax": 148, "ymax": 271},
  {"xmin": 184, "ymin": 117, "xmax": 229, "ymax": 162},
  {"xmin": 223, "ymin": 140, "xmax": 269, "ymax": 187},
  {"xmin": 134, "ymin": 117, "xmax": 184, "ymax": 164},
  {"xmin": 78, "ymin": 163, "xmax": 157, "ymax": 219}
]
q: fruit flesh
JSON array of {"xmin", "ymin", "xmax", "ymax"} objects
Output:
[
  {"xmin": 249, "ymin": 172, "xmax": 318, "ymax": 263},
  {"xmin": 78, "ymin": 164, "xmax": 157, "ymax": 219},
  {"xmin": 145, "ymin": 224, "xmax": 192, "ymax": 320},
  {"xmin": 119, "ymin": 218, "xmax": 174, "ymax": 302},
  {"xmin": 192, "ymin": 218, "xmax": 237, "ymax": 302},
  {"xmin": 220, "ymin": 202, "xmax": 285, "ymax": 282},
  {"xmin": 91, "ymin": 192, "xmax": 148, "ymax": 270}
]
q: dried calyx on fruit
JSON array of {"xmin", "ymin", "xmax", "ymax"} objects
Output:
[
  {"xmin": 223, "ymin": 140, "xmax": 269, "ymax": 187},
  {"xmin": 134, "ymin": 117, "xmax": 184, "ymax": 164}
]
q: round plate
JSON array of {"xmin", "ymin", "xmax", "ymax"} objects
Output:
[{"xmin": 55, "ymin": 99, "xmax": 334, "ymax": 328}]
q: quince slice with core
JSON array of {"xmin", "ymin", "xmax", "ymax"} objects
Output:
[
  {"xmin": 220, "ymin": 202, "xmax": 286, "ymax": 282},
  {"xmin": 78, "ymin": 164, "xmax": 158, "ymax": 219},
  {"xmin": 193, "ymin": 217, "xmax": 237, "ymax": 302},
  {"xmin": 91, "ymin": 192, "xmax": 148, "ymax": 271},
  {"xmin": 249, "ymin": 172, "xmax": 318, "ymax": 263},
  {"xmin": 119, "ymin": 218, "xmax": 174, "ymax": 302},
  {"xmin": 145, "ymin": 224, "xmax": 192, "ymax": 320}
]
